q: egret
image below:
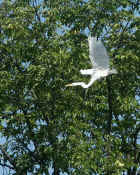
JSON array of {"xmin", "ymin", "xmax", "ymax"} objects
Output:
[{"xmin": 66, "ymin": 36, "xmax": 117, "ymax": 88}]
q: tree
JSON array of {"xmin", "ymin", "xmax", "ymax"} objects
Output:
[{"xmin": 0, "ymin": 0, "xmax": 140, "ymax": 174}]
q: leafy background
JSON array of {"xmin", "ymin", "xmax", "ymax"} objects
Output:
[{"xmin": 0, "ymin": 0, "xmax": 140, "ymax": 175}]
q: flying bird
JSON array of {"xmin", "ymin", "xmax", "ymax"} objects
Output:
[{"xmin": 66, "ymin": 36, "xmax": 117, "ymax": 88}]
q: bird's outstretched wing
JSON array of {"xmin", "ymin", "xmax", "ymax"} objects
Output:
[{"xmin": 88, "ymin": 36, "xmax": 110, "ymax": 69}]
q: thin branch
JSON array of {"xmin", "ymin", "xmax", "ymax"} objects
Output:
[
  {"xmin": 106, "ymin": 77, "xmax": 113, "ymax": 134},
  {"xmin": 53, "ymin": 161, "xmax": 60, "ymax": 175}
]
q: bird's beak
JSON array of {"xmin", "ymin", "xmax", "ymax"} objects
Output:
[{"xmin": 65, "ymin": 84, "xmax": 73, "ymax": 87}]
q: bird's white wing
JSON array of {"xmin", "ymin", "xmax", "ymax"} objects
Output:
[{"xmin": 88, "ymin": 36, "xmax": 110, "ymax": 69}]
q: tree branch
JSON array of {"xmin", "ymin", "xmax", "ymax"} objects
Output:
[{"xmin": 106, "ymin": 77, "xmax": 113, "ymax": 134}]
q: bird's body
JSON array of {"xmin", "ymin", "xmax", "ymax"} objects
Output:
[{"xmin": 66, "ymin": 36, "xmax": 117, "ymax": 88}]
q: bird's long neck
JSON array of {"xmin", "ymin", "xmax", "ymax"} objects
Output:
[{"xmin": 72, "ymin": 82, "xmax": 86, "ymax": 87}]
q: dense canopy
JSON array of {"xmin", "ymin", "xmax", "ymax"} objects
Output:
[{"xmin": 0, "ymin": 0, "xmax": 140, "ymax": 175}]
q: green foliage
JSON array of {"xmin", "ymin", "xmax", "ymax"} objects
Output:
[{"xmin": 0, "ymin": 0, "xmax": 139, "ymax": 175}]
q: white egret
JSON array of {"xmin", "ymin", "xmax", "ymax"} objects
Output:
[{"xmin": 66, "ymin": 36, "xmax": 117, "ymax": 88}]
